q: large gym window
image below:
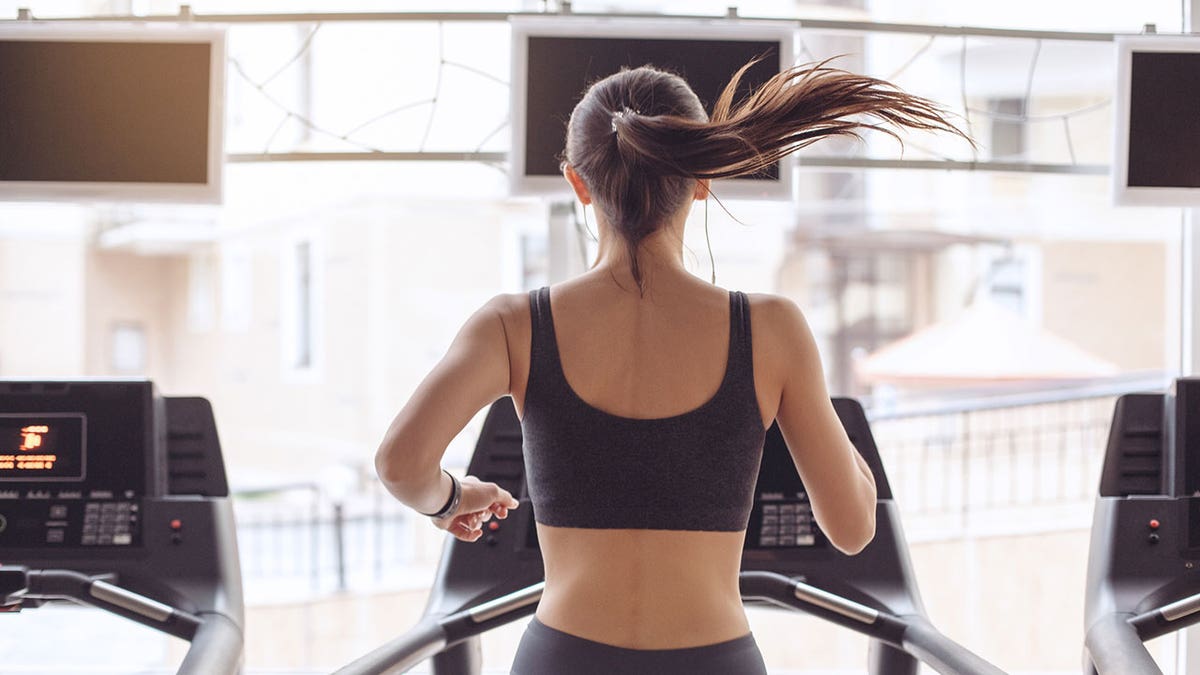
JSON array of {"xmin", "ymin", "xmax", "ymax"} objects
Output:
[{"xmin": 0, "ymin": 1, "xmax": 1193, "ymax": 673}]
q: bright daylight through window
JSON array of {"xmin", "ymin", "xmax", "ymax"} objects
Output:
[{"xmin": 0, "ymin": 1, "xmax": 1194, "ymax": 674}]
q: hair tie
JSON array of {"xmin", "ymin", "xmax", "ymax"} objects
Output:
[
  {"xmin": 610, "ymin": 110, "xmax": 625, "ymax": 133},
  {"xmin": 610, "ymin": 106, "xmax": 640, "ymax": 133}
]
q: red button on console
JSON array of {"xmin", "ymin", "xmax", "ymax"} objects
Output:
[
  {"xmin": 1150, "ymin": 519, "xmax": 1161, "ymax": 530},
  {"xmin": 170, "ymin": 519, "xmax": 182, "ymax": 531},
  {"xmin": 488, "ymin": 521, "xmax": 500, "ymax": 532}
]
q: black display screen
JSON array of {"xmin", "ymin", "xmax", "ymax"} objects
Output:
[
  {"xmin": 0, "ymin": 382, "xmax": 153, "ymax": 549},
  {"xmin": 524, "ymin": 36, "xmax": 782, "ymax": 178},
  {"xmin": 0, "ymin": 414, "xmax": 85, "ymax": 480},
  {"xmin": 0, "ymin": 40, "xmax": 211, "ymax": 183},
  {"xmin": 1127, "ymin": 51, "xmax": 1200, "ymax": 189},
  {"xmin": 0, "ymin": 382, "xmax": 148, "ymax": 497}
]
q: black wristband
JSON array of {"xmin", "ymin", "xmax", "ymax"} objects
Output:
[{"xmin": 420, "ymin": 469, "xmax": 461, "ymax": 519}]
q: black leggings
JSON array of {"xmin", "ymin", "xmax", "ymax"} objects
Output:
[{"xmin": 510, "ymin": 617, "xmax": 768, "ymax": 675}]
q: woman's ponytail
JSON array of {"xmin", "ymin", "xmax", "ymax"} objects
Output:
[{"xmin": 564, "ymin": 58, "xmax": 971, "ymax": 293}]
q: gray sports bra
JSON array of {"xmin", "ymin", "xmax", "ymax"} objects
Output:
[{"xmin": 520, "ymin": 286, "xmax": 767, "ymax": 531}]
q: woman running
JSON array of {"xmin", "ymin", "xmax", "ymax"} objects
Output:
[{"xmin": 375, "ymin": 58, "xmax": 966, "ymax": 674}]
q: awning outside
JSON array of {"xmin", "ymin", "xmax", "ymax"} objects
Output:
[{"xmin": 855, "ymin": 300, "xmax": 1120, "ymax": 387}]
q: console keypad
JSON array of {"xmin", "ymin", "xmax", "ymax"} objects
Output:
[
  {"xmin": 758, "ymin": 501, "xmax": 816, "ymax": 547},
  {"xmin": 81, "ymin": 501, "xmax": 138, "ymax": 546}
]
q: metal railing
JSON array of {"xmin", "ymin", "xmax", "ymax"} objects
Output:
[
  {"xmin": 232, "ymin": 483, "xmax": 416, "ymax": 599},
  {"xmin": 872, "ymin": 395, "xmax": 1114, "ymax": 516},
  {"xmin": 868, "ymin": 373, "xmax": 1169, "ymax": 534}
]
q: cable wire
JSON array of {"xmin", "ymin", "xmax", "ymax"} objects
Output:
[
  {"xmin": 419, "ymin": 22, "xmax": 447, "ymax": 152},
  {"xmin": 1019, "ymin": 39, "xmax": 1042, "ymax": 119},
  {"xmin": 886, "ymin": 34, "xmax": 936, "ymax": 81},
  {"xmin": 259, "ymin": 23, "xmax": 323, "ymax": 89}
]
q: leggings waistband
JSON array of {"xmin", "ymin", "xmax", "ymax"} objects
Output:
[{"xmin": 511, "ymin": 617, "xmax": 768, "ymax": 675}]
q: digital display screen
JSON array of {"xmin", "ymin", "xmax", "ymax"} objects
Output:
[
  {"xmin": 0, "ymin": 414, "xmax": 85, "ymax": 480},
  {"xmin": 0, "ymin": 40, "xmax": 211, "ymax": 184},
  {"xmin": 1127, "ymin": 51, "xmax": 1200, "ymax": 189},
  {"xmin": 524, "ymin": 36, "xmax": 782, "ymax": 178}
]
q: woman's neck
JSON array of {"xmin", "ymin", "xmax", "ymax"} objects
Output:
[{"xmin": 590, "ymin": 212, "xmax": 689, "ymax": 279}]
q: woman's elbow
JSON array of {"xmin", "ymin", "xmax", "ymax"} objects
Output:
[
  {"xmin": 374, "ymin": 434, "xmax": 438, "ymax": 490},
  {"xmin": 829, "ymin": 515, "xmax": 876, "ymax": 556},
  {"xmin": 374, "ymin": 435, "xmax": 413, "ymax": 487},
  {"xmin": 825, "ymin": 493, "xmax": 877, "ymax": 555},
  {"xmin": 374, "ymin": 444, "xmax": 399, "ymax": 484}
]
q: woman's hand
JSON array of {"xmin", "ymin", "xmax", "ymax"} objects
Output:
[{"xmin": 433, "ymin": 475, "xmax": 520, "ymax": 542}]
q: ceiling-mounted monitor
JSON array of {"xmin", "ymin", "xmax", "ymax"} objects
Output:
[
  {"xmin": 510, "ymin": 18, "xmax": 795, "ymax": 200},
  {"xmin": 1113, "ymin": 35, "xmax": 1200, "ymax": 206},
  {"xmin": 0, "ymin": 24, "xmax": 226, "ymax": 204}
]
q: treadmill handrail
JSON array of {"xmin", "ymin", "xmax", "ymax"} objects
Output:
[
  {"xmin": 1130, "ymin": 589, "xmax": 1200, "ymax": 642},
  {"xmin": 739, "ymin": 571, "xmax": 908, "ymax": 645},
  {"xmin": 1157, "ymin": 590, "xmax": 1200, "ymax": 623},
  {"xmin": 1085, "ymin": 612, "xmax": 1163, "ymax": 675},
  {"xmin": 793, "ymin": 577, "xmax": 880, "ymax": 624},
  {"xmin": 2, "ymin": 566, "xmax": 243, "ymax": 675},
  {"xmin": 177, "ymin": 612, "xmax": 244, "ymax": 675},
  {"xmin": 21, "ymin": 568, "xmax": 202, "ymax": 640},
  {"xmin": 333, "ymin": 617, "xmax": 448, "ymax": 675},
  {"xmin": 898, "ymin": 615, "xmax": 1008, "ymax": 675},
  {"xmin": 467, "ymin": 582, "xmax": 545, "ymax": 624}
]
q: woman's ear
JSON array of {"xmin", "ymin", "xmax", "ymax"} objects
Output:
[
  {"xmin": 562, "ymin": 164, "xmax": 592, "ymax": 205},
  {"xmin": 694, "ymin": 178, "xmax": 711, "ymax": 201}
]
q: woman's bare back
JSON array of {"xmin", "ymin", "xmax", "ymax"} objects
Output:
[{"xmin": 500, "ymin": 269, "xmax": 783, "ymax": 648}]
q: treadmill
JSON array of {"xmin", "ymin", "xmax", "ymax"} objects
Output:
[
  {"xmin": 337, "ymin": 396, "xmax": 1005, "ymax": 675},
  {"xmin": 0, "ymin": 379, "xmax": 244, "ymax": 675},
  {"xmin": 1084, "ymin": 376, "xmax": 1200, "ymax": 674}
]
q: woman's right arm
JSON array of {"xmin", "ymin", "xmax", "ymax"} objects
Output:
[{"xmin": 760, "ymin": 295, "xmax": 877, "ymax": 555}]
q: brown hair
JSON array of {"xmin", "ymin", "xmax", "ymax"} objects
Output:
[{"xmin": 562, "ymin": 58, "xmax": 971, "ymax": 294}]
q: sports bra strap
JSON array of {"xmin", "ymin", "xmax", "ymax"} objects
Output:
[
  {"xmin": 728, "ymin": 290, "xmax": 752, "ymax": 376},
  {"xmin": 526, "ymin": 286, "xmax": 753, "ymax": 403}
]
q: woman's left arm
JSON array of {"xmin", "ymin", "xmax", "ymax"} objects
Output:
[{"xmin": 375, "ymin": 295, "xmax": 520, "ymax": 540}]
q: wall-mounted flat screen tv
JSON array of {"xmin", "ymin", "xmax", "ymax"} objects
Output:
[
  {"xmin": 510, "ymin": 18, "xmax": 795, "ymax": 200},
  {"xmin": 0, "ymin": 24, "xmax": 226, "ymax": 204},
  {"xmin": 1113, "ymin": 35, "xmax": 1200, "ymax": 207}
]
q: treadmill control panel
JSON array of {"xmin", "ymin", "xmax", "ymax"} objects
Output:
[{"xmin": 0, "ymin": 382, "xmax": 152, "ymax": 550}]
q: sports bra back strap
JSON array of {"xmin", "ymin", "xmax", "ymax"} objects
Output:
[
  {"xmin": 728, "ymin": 290, "xmax": 753, "ymax": 373},
  {"xmin": 527, "ymin": 287, "xmax": 564, "ymax": 397}
]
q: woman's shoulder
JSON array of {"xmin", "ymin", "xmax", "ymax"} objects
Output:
[
  {"xmin": 743, "ymin": 292, "xmax": 807, "ymax": 330},
  {"xmin": 741, "ymin": 292, "xmax": 815, "ymax": 367},
  {"xmin": 483, "ymin": 292, "xmax": 534, "ymax": 326}
]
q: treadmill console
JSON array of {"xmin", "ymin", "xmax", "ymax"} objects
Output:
[
  {"xmin": 0, "ymin": 379, "xmax": 244, "ymax": 675},
  {"xmin": 0, "ymin": 381, "xmax": 155, "ymax": 550}
]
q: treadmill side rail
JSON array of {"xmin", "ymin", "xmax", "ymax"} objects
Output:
[
  {"xmin": 468, "ymin": 582, "xmax": 545, "ymax": 624},
  {"xmin": 1085, "ymin": 613, "xmax": 1163, "ymax": 675},
  {"xmin": 334, "ymin": 618, "xmax": 449, "ymax": 675},
  {"xmin": 899, "ymin": 616, "xmax": 1008, "ymax": 675},
  {"xmin": 1158, "ymin": 590, "xmax": 1200, "ymax": 623},
  {"xmin": 89, "ymin": 579, "xmax": 174, "ymax": 622},
  {"xmin": 178, "ymin": 613, "xmax": 245, "ymax": 675}
]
